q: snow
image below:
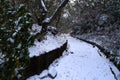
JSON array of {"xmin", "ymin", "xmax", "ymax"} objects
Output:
[
  {"xmin": 39, "ymin": 70, "xmax": 48, "ymax": 78},
  {"xmin": 28, "ymin": 34, "xmax": 66, "ymax": 57},
  {"xmin": 15, "ymin": 17, "xmax": 22, "ymax": 26},
  {"xmin": 16, "ymin": 43, "xmax": 22, "ymax": 49},
  {"xmin": 27, "ymin": 34, "xmax": 120, "ymax": 80},
  {"xmin": 70, "ymin": 0, "xmax": 76, "ymax": 6},
  {"xmin": 48, "ymin": 66, "xmax": 57, "ymax": 78},
  {"xmin": 43, "ymin": 18, "xmax": 50, "ymax": 23},
  {"xmin": 0, "ymin": 59, "xmax": 4, "ymax": 65},
  {"xmin": 63, "ymin": 13, "xmax": 69, "ymax": 18},
  {"xmin": 19, "ymin": 4, "xmax": 24, "ymax": 9},
  {"xmin": 30, "ymin": 24, "xmax": 42, "ymax": 36},
  {"xmin": 0, "ymin": 53, "xmax": 4, "ymax": 64},
  {"xmin": 7, "ymin": 37, "xmax": 14, "ymax": 43}
]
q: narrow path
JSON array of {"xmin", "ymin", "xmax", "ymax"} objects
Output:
[
  {"xmin": 53, "ymin": 36, "xmax": 120, "ymax": 80},
  {"xmin": 27, "ymin": 35, "xmax": 120, "ymax": 80}
]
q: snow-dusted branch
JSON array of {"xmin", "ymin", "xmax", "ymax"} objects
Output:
[
  {"xmin": 49, "ymin": 0, "xmax": 69, "ymax": 23},
  {"xmin": 42, "ymin": 0, "xmax": 69, "ymax": 25},
  {"xmin": 40, "ymin": 0, "xmax": 48, "ymax": 13},
  {"xmin": 36, "ymin": 0, "xmax": 69, "ymax": 39},
  {"xmin": 37, "ymin": 0, "xmax": 48, "ymax": 25},
  {"xmin": 50, "ymin": 0, "xmax": 69, "ymax": 21}
]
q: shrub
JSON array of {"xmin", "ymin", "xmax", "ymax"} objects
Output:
[{"xmin": 0, "ymin": 0, "xmax": 33, "ymax": 79}]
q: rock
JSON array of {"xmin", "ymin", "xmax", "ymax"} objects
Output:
[{"xmin": 47, "ymin": 26, "xmax": 58, "ymax": 35}]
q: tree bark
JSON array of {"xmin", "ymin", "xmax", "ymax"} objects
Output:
[
  {"xmin": 48, "ymin": 0, "xmax": 69, "ymax": 24},
  {"xmin": 36, "ymin": 0, "xmax": 69, "ymax": 41},
  {"xmin": 38, "ymin": 0, "xmax": 69, "ymax": 26}
]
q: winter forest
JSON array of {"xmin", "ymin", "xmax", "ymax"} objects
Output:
[{"xmin": 0, "ymin": 0, "xmax": 120, "ymax": 80}]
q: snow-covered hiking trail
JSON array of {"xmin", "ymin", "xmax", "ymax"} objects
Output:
[{"xmin": 27, "ymin": 34, "xmax": 120, "ymax": 80}]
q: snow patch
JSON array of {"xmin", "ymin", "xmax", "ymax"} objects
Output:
[
  {"xmin": 43, "ymin": 18, "xmax": 50, "ymax": 23},
  {"xmin": 28, "ymin": 34, "xmax": 66, "ymax": 57},
  {"xmin": 30, "ymin": 24, "xmax": 42, "ymax": 36},
  {"xmin": 48, "ymin": 66, "xmax": 57, "ymax": 78},
  {"xmin": 39, "ymin": 70, "xmax": 48, "ymax": 79},
  {"xmin": 0, "ymin": 53, "xmax": 5, "ymax": 64}
]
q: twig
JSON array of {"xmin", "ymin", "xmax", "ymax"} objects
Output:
[{"xmin": 40, "ymin": 0, "xmax": 48, "ymax": 13}]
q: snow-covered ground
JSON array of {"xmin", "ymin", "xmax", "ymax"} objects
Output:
[
  {"xmin": 27, "ymin": 34, "xmax": 120, "ymax": 80},
  {"xmin": 29, "ymin": 24, "xmax": 66, "ymax": 57},
  {"xmin": 28, "ymin": 33, "xmax": 66, "ymax": 57}
]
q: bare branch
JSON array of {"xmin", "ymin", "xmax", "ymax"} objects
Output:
[
  {"xmin": 36, "ymin": 0, "xmax": 69, "ymax": 40},
  {"xmin": 40, "ymin": 0, "xmax": 48, "ymax": 13},
  {"xmin": 37, "ymin": 0, "xmax": 48, "ymax": 25},
  {"xmin": 50, "ymin": 0, "xmax": 69, "ymax": 22},
  {"xmin": 42, "ymin": 0, "xmax": 69, "ymax": 25}
]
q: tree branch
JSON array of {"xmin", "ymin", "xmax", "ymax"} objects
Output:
[
  {"xmin": 37, "ymin": 0, "xmax": 48, "ymax": 25},
  {"xmin": 50, "ymin": 0, "xmax": 69, "ymax": 22},
  {"xmin": 42, "ymin": 0, "xmax": 69, "ymax": 25},
  {"xmin": 36, "ymin": 0, "xmax": 69, "ymax": 40},
  {"xmin": 40, "ymin": 0, "xmax": 48, "ymax": 13}
]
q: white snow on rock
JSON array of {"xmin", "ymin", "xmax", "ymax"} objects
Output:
[
  {"xmin": 0, "ymin": 53, "xmax": 5, "ymax": 64},
  {"xmin": 43, "ymin": 18, "xmax": 50, "ymax": 23},
  {"xmin": 27, "ymin": 34, "xmax": 120, "ymax": 80},
  {"xmin": 30, "ymin": 24, "xmax": 42, "ymax": 36},
  {"xmin": 28, "ymin": 34, "xmax": 66, "ymax": 57}
]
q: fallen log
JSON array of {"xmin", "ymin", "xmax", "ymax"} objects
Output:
[{"xmin": 24, "ymin": 41, "xmax": 67, "ymax": 79}]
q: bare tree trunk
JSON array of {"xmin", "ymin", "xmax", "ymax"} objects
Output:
[
  {"xmin": 36, "ymin": 0, "xmax": 69, "ymax": 40},
  {"xmin": 49, "ymin": 0, "xmax": 69, "ymax": 24}
]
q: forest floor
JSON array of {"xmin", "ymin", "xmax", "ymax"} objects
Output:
[{"xmin": 27, "ymin": 34, "xmax": 120, "ymax": 80}]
